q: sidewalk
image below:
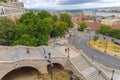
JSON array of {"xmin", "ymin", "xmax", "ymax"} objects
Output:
[{"xmin": 55, "ymin": 45, "xmax": 80, "ymax": 58}]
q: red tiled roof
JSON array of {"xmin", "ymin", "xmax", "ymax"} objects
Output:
[
  {"xmin": 111, "ymin": 25, "xmax": 120, "ymax": 29},
  {"xmin": 72, "ymin": 19, "xmax": 120, "ymax": 31}
]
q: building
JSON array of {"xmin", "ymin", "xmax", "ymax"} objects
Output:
[
  {"xmin": 0, "ymin": 0, "xmax": 25, "ymax": 20},
  {"xmin": 101, "ymin": 19, "xmax": 120, "ymax": 25},
  {"xmin": 72, "ymin": 19, "xmax": 120, "ymax": 31}
]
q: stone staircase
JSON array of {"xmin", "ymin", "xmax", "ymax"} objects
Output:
[{"xmin": 71, "ymin": 55, "xmax": 107, "ymax": 80}]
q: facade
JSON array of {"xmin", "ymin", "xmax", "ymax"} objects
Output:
[
  {"xmin": 0, "ymin": 0, "xmax": 25, "ymax": 20},
  {"xmin": 101, "ymin": 19, "xmax": 120, "ymax": 25}
]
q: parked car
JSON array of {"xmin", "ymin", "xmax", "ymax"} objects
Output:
[{"xmin": 113, "ymin": 41, "xmax": 120, "ymax": 45}]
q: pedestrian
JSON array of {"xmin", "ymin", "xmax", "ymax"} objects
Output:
[
  {"xmin": 26, "ymin": 48, "xmax": 29, "ymax": 53},
  {"xmin": 65, "ymin": 48, "xmax": 67, "ymax": 52}
]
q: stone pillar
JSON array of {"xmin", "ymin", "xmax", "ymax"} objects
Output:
[{"xmin": 37, "ymin": 65, "xmax": 48, "ymax": 74}]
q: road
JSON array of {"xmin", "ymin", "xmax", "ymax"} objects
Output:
[{"xmin": 69, "ymin": 31, "xmax": 120, "ymax": 70}]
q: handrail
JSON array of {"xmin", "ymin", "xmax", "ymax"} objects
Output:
[
  {"xmin": 66, "ymin": 44, "xmax": 110, "ymax": 80},
  {"xmin": 67, "ymin": 58, "xmax": 87, "ymax": 80},
  {"xmin": 0, "ymin": 56, "xmax": 66, "ymax": 64},
  {"xmin": 81, "ymin": 51, "xmax": 110, "ymax": 80}
]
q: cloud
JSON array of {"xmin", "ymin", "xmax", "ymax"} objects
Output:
[
  {"xmin": 58, "ymin": 0, "xmax": 97, "ymax": 5},
  {"xmin": 19, "ymin": 0, "xmax": 120, "ymax": 10}
]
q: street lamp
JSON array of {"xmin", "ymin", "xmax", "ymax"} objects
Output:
[
  {"xmin": 68, "ymin": 48, "xmax": 70, "ymax": 58},
  {"xmin": 54, "ymin": 38, "xmax": 56, "ymax": 47},
  {"xmin": 45, "ymin": 52, "xmax": 53, "ymax": 80},
  {"xmin": 86, "ymin": 28, "xmax": 91, "ymax": 42},
  {"xmin": 92, "ymin": 56, "xmax": 94, "ymax": 62},
  {"xmin": 104, "ymin": 35, "xmax": 108, "ymax": 52},
  {"xmin": 111, "ymin": 70, "xmax": 115, "ymax": 80},
  {"xmin": 70, "ymin": 71, "xmax": 74, "ymax": 80}
]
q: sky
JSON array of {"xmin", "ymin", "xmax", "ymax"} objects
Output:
[{"xmin": 19, "ymin": 0, "xmax": 120, "ymax": 10}]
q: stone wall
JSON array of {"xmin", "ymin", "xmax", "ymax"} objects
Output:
[{"xmin": 0, "ymin": 1, "xmax": 25, "ymax": 20}]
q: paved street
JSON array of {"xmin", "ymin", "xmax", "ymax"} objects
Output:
[{"xmin": 69, "ymin": 32, "xmax": 120, "ymax": 70}]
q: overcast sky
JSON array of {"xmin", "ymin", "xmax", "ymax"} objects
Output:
[{"xmin": 19, "ymin": 0, "xmax": 120, "ymax": 10}]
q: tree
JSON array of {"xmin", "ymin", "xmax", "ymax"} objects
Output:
[
  {"xmin": 93, "ymin": 35, "xmax": 99, "ymax": 44},
  {"xmin": 0, "ymin": 17, "xmax": 16, "ymax": 45},
  {"xmin": 12, "ymin": 34, "xmax": 38, "ymax": 46},
  {"xmin": 13, "ymin": 11, "xmax": 53, "ymax": 46},
  {"xmin": 97, "ymin": 25, "xmax": 112, "ymax": 35},
  {"xmin": 60, "ymin": 13, "xmax": 73, "ymax": 28},
  {"xmin": 111, "ymin": 38, "xmax": 115, "ymax": 42},
  {"xmin": 52, "ymin": 15, "xmax": 58, "ymax": 22},
  {"xmin": 54, "ymin": 21, "xmax": 68, "ymax": 36},
  {"xmin": 50, "ymin": 28, "xmax": 61, "ymax": 38},
  {"xmin": 109, "ymin": 29, "xmax": 120, "ymax": 39},
  {"xmin": 17, "ymin": 11, "xmax": 37, "ymax": 25},
  {"xmin": 0, "ymin": 0, "xmax": 8, "ymax": 3},
  {"xmin": 37, "ymin": 10, "xmax": 52, "ymax": 19},
  {"xmin": 78, "ymin": 22, "xmax": 87, "ymax": 31}
]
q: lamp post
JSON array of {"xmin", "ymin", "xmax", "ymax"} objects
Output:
[
  {"xmin": 54, "ymin": 38, "xmax": 56, "ymax": 47},
  {"xmin": 43, "ymin": 48, "xmax": 45, "ymax": 55},
  {"xmin": 87, "ymin": 28, "xmax": 91, "ymax": 42},
  {"xmin": 111, "ymin": 70, "xmax": 115, "ymax": 80},
  {"xmin": 45, "ymin": 52, "xmax": 53, "ymax": 80},
  {"xmin": 68, "ymin": 48, "xmax": 70, "ymax": 58},
  {"xmin": 92, "ymin": 56, "xmax": 94, "ymax": 62},
  {"xmin": 104, "ymin": 35, "xmax": 108, "ymax": 52},
  {"xmin": 89, "ymin": 31, "xmax": 91, "ymax": 42},
  {"xmin": 88, "ymin": 29, "xmax": 91, "ymax": 42},
  {"xmin": 70, "ymin": 71, "xmax": 74, "ymax": 80}
]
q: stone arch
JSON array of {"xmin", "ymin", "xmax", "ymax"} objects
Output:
[
  {"xmin": 1, "ymin": 66, "xmax": 40, "ymax": 80},
  {"xmin": 47, "ymin": 63, "xmax": 64, "ymax": 72}
]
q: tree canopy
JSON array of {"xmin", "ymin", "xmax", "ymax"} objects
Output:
[
  {"xmin": 13, "ymin": 11, "xmax": 53, "ymax": 46},
  {"xmin": 60, "ymin": 13, "xmax": 73, "ymax": 28},
  {"xmin": 0, "ymin": 11, "xmax": 72, "ymax": 46},
  {"xmin": 78, "ymin": 22, "xmax": 87, "ymax": 31},
  {"xmin": 97, "ymin": 25, "xmax": 112, "ymax": 35},
  {"xmin": 0, "ymin": 17, "xmax": 16, "ymax": 45},
  {"xmin": 0, "ymin": 0, "xmax": 8, "ymax": 3},
  {"xmin": 97, "ymin": 25, "xmax": 120, "ymax": 39}
]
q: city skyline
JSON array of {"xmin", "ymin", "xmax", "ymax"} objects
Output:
[{"xmin": 19, "ymin": 0, "xmax": 120, "ymax": 10}]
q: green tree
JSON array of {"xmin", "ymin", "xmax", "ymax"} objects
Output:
[
  {"xmin": 55, "ymin": 21, "xmax": 68, "ymax": 36},
  {"xmin": 52, "ymin": 15, "xmax": 58, "ymax": 22},
  {"xmin": 60, "ymin": 13, "xmax": 73, "ymax": 28},
  {"xmin": 17, "ymin": 11, "xmax": 37, "ymax": 25},
  {"xmin": 93, "ymin": 35, "xmax": 99, "ymax": 44},
  {"xmin": 50, "ymin": 28, "xmax": 61, "ymax": 38},
  {"xmin": 13, "ymin": 11, "xmax": 53, "ymax": 46},
  {"xmin": 0, "ymin": 17, "xmax": 16, "ymax": 45},
  {"xmin": 109, "ymin": 29, "xmax": 120, "ymax": 39},
  {"xmin": 78, "ymin": 22, "xmax": 87, "ymax": 31},
  {"xmin": 0, "ymin": 0, "xmax": 8, "ymax": 3},
  {"xmin": 12, "ymin": 34, "xmax": 38, "ymax": 46},
  {"xmin": 111, "ymin": 38, "xmax": 115, "ymax": 42},
  {"xmin": 97, "ymin": 25, "xmax": 112, "ymax": 35},
  {"xmin": 37, "ymin": 10, "xmax": 52, "ymax": 19}
]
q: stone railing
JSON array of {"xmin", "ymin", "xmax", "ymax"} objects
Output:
[
  {"xmin": 66, "ymin": 58, "xmax": 87, "ymax": 80},
  {"xmin": 98, "ymin": 63, "xmax": 120, "ymax": 74},
  {"xmin": 81, "ymin": 51, "xmax": 110, "ymax": 80},
  {"xmin": 66, "ymin": 45, "xmax": 110, "ymax": 80}
]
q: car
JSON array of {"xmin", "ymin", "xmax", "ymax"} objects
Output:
[{"xmin": 113, "ymin": 41, "xmax": 120, "ymax": 45}]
